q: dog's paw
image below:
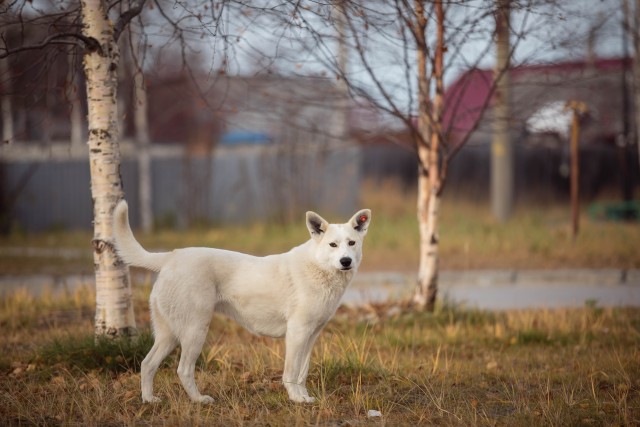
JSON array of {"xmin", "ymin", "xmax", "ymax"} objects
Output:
[
  {"xmin": 301, "ymin": 395, "xmax": 316, "ymax": 403},
  {"xmin": 142, "ymin": 395, "xmax": 161, "ymax": 404},
  {"xmin": 289, "ymin": 394, "xmax": 316, "ymax": 404},
  {"xmin": 196, "ymin": 395, "xmax": 214, "ymax": 404}
]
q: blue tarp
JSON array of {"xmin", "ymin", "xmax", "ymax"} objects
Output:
[{"xmin": 220, "ymin": 131, "xmax": 272, "ymax": 146}]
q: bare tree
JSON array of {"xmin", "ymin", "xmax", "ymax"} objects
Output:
[
  {"xmin": 122, "ymin": 20, "xmax": 153, "ymax": 233},
  {"xmin": 66, "ymin": 50, "xmax": 84, "ymax": 148},
  {"xmin": 1, "ymin": 0, "xmax": 146, "ymax": 338},
  {"xmin": 0, "ymin": 56, "xmax": 13, "ymax": 143},
  {"xmin": 625, "ymin": 0, "xmax": 640, "ymax": 170},
  {"xmin": 635, "ymin": 0, "xmax": 640, "ymax": 168},
  {"xmin": 0, "ymin": 0, "xmax": 253, "ymax": 334},
  {"xmin": 254, "ymin": 0, "xmax": 533, "ymax": 310},
  {"xmin": 84, "ymin": 0, "xmax": 139, "ymax": 337}
]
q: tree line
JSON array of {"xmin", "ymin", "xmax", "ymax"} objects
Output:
[{"xmin": 1, "ymin": 0, "xmax": 636, "ymax": 337}]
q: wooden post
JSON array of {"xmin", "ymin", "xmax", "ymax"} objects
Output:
[
  {"xmin": 565, "ymin": 101, "xmax": 588, "ymax": 240},
  {"xmin": 491, "ymin": 0, "xmax": 513, "ymax": 222}
]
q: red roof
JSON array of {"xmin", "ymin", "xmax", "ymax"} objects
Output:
[{"xmin": 442, "ymin": 57, "xmax": 631, "ymax": 139}]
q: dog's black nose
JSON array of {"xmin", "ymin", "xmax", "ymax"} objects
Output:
[{"xmin": 340, "ymin": 257, "xmax": 352, "ymax": 268}]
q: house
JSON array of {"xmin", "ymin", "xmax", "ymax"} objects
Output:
[
  {"xmin": 360, "ymin": 57, "xmax": 639, "ymax": 201},
  {"xmin": 443, "ymin": 57, "xmax": 634, "ymax": 148},
  {"xmin": 145, "ymin": 74, "xmax": 348, "ymax": 150},
  {"xmin": 0, "ymin": 73, "xmax": 361, "ymax": 231}
]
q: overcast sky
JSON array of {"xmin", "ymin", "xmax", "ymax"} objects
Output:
[{"xmin": 128, "ymin": 0, "xmax": 631, "ymax": 121}]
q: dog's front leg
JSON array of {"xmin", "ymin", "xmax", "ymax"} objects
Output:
[
  {"xmin": 296, "ymin": 330, "xmax": 320, "ymax": 392},
  {"xmin": 283, "ymin": 325, "xmax": 316, "ymax": 403}
]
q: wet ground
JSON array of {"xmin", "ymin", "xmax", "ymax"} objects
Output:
[
  {"xmin": 2, "ymin": 269, "xmax": 639, "ymax": 310},
  {"xmin": 347, "ymin": 269, "xmax": 640, "ymax": 309}
]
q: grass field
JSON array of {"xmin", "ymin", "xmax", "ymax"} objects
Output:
[
  {"xmin": 1, "ymin": 180, "xmax": 639, "ymax": 274},
  {"xmin": 0, "ymin": 285, "xmax": 638, "ymax": 425},
  {"xmin": 1, "ymin": 181, "xmax": 639, "ymax": 425}
]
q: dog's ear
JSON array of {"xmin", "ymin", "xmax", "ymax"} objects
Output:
[
  {"xmin": 306, "ymin": 211, "xmax": 329, "ymax": 240},
  {"xmin": 349, "ymin": 209, "xmax": 371, "ymax": 235}
]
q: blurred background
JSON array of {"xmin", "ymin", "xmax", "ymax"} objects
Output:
[
  {"xmin": 0, "ymin": 0, "xmax": 638, "ymax": 276},
  {"xmin": 2, "ymin": 4, "xmax": 639, "ymax": 423}
]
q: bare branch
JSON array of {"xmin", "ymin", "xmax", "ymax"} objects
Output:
[
  {"xmin": 114, "ymin": 0, "xmax": 148, "ymax": 42},
  {"xmin": 0, "ymin": 32, "xmax": 101, "ymax": 59},
  {"xmin": 445, "ymin": 1, "xmax": 533, "ymax": 165}
]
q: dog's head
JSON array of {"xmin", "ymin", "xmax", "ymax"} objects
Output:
[{"xmin": 305, "ymin": 209, "xmax": 371, "ymax": 272}]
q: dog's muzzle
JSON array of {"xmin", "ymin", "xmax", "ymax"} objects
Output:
[{"xmin": 340, "ymin": 257, "xmax": 352, "ymax": 270}]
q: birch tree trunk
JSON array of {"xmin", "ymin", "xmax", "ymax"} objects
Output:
[
  {"xmin": 414, "ymin": 166, "xmax": 441, "ymax": 310},
  {"xmin": 67, "ymin": 53, "xmax": 83, "ymax": 149},
  {"xmin": 335, "ymin": 0, "xmax": 349, "ymax": 146},
  {"xmin": 0, "ymin": 57, "xmax": 13, "ymax": 144},
  {"xmin": 128, "ymin": 25, "xmax": 153, "ymax": 233},
  {"xmin": 412, "ymin": 0, "xmax": 444, "ymax": 311},
  {"xmin": 43, "ymin": 65, "xmax": 55, "ymax": 145},
  {"xmin": 81, "ymin": 0, "xmax": 136, "ymax": 338},
  {"xmin": 634, "ymin": 0, "xmax": 640, "ymax": 168},
  {"xmin": 134, "ymin": 68, "xmax": 153, "ymax": 233}
]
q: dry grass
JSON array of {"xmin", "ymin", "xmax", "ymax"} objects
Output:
[
  {"xmin": 1, "ymin": 285, "xmax": 639, "ymax": 425},
  {"xmin": 360, "ymin": 180, "xmax": 640, "ymax": 271},
  {"xmin": 1, "ymin": 180, "xmax": 638, "ymax": 424}
]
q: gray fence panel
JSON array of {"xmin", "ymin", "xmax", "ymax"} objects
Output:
[{"xmin": 1, "ymin": 145, "xmax": 362, "ymax": 231}]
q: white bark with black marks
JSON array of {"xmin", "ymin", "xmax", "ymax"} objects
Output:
[
  {"xmin": 81, "ymin": 0, "xmax": 136, "ymax": 338},
  {"xmin": 412, "ymin": 0, "xmax": 444, "ymax": 312},
  {"xmin": 413, "ymin": 167, "xmax": 440, "ymax": 310}
]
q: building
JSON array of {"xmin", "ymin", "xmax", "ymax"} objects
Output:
[
  {"xmin": 360, "ymin": 57, "xmax": 639, "ymax": 202},
  {"xmin": 0, "ymin": 73, "xmax": 360, "ymax": 231}
]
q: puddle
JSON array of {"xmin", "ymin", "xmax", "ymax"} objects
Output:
[{"xmin": 2, "ymin": 270, "xmax": 639, "ymax": 309}]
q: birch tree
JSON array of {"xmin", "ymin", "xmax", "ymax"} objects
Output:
[
  {"xmin": 0, "ymin": 57, "xmax": 13, "ymax": 144},
  {"xmin": 121, "ymin": 22, "xmax": 153, "ymax": 233},
  {"xmin": 1, "ymin": 0, "xmax": 247, "ymax": 335},
  {"xmin": 82, "ymin": 0, "xmax": 145, "ymax": 337},
  {"xmin": 1, "ymin": 0, "xmax": 146, "ymax": 337},
  {"xmin": 627, "ymin": 0, "xmax": 640, "ymax": 169},
  {"xmin": 256, "ymin": 0, "xmax": 531, "ymax": 311},
  {"xmin": 635, "ymin": 0, "xmax": 640, "ymax": 169},
  {"xmin": 412, "ymin": 0, "xmax": 444, "ymax": 310}
]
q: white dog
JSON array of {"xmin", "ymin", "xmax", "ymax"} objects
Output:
[{"xmin": 112, "ymin": 200, "xmax": 371, "ymax": 404}]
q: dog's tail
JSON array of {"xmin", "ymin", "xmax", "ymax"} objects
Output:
[{"xmin": 113, "ymin": 200, "xmax": 168, "ymax": 272}]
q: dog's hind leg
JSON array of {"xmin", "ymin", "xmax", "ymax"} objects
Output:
[
  {"xmin": 141, "ymin": 300, "xmax": 178, "ymax": 403},
  {"xmin": 176, "ymin": 320, "xmax": 214, "ymax": 403}
]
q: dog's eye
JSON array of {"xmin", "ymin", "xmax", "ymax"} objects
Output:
[
  {"xmin": 329, "ymin": 242, "xmax": 338, "ymax": 248},
  {"xmin": 348, "ymin": 241, "xmax": 356, "ymax": 246}
]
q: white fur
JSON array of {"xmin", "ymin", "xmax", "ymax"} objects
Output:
[{"xmin": 112, "ymin": 200, "xmax": 371, "ymax": 404}]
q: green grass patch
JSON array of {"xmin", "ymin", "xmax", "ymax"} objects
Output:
[
  {"xmin": 35, "ymin": 331, "xmax": 156, "ymax": 374},
  {"xmin": 515, "ymin": 329, "xmax": 550, "ymax": 345}
]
